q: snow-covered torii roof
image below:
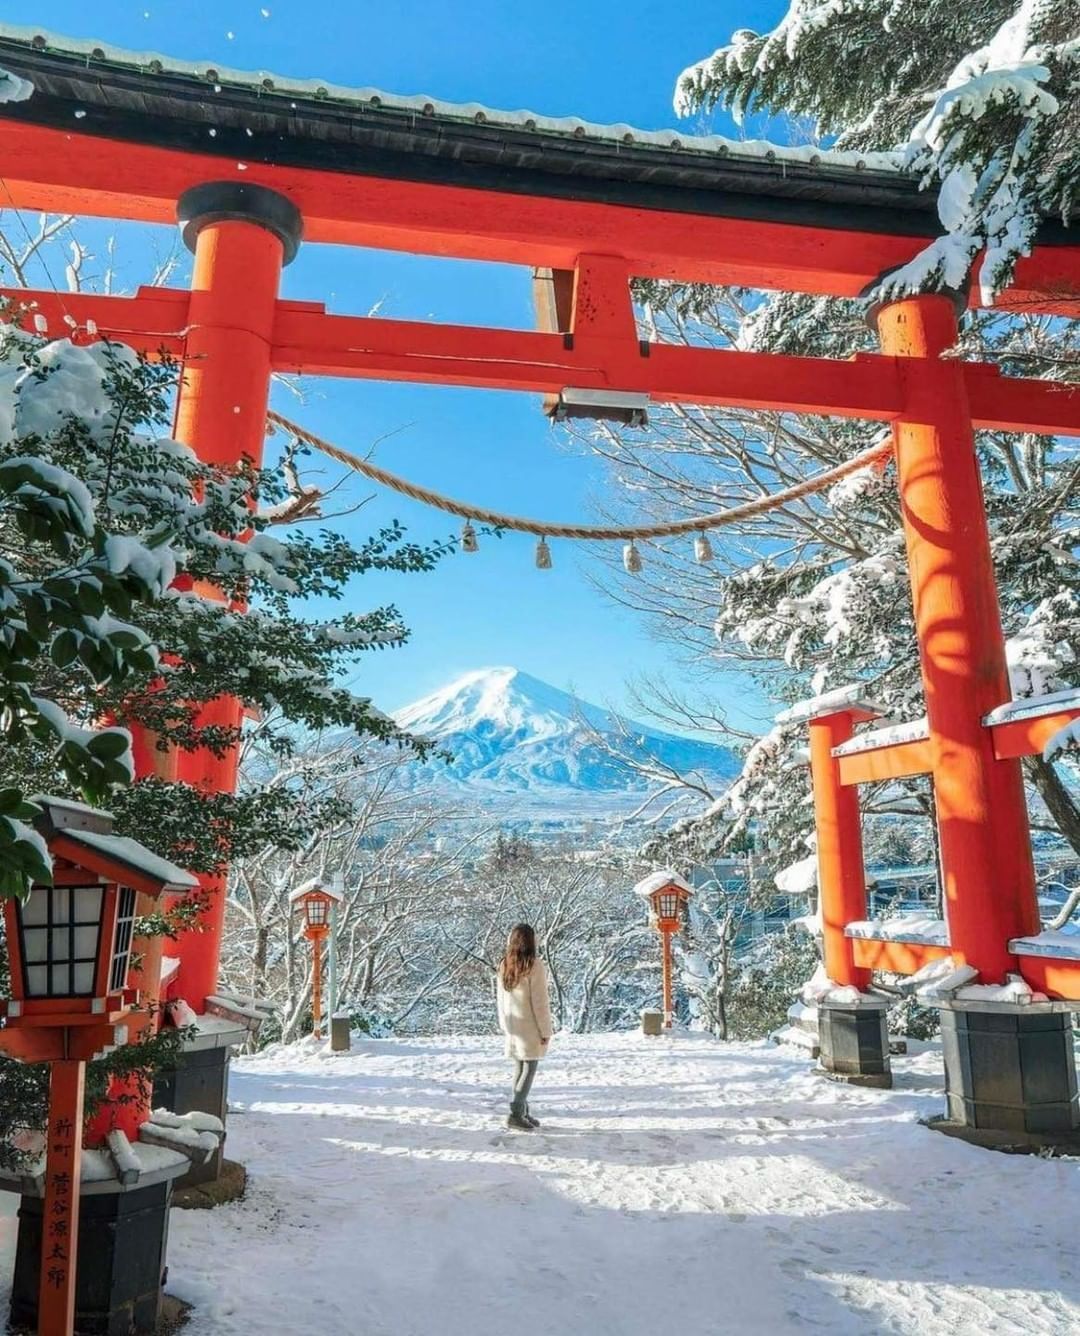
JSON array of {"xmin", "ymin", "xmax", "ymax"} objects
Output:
[
  {"xmin": 0, "ymin": 23, "xmax": 953, "ymax": 236},
  {"xmin": 288, "ymin": 876, "xmax": 344, "ymax": 905},
  {"xmin": 633, "ymin": 869, "xmax": 694, "ymax": 901}
]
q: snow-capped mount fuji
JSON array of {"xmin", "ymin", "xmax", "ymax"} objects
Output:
[{"xmin": 393, "ymin": 667, "xmax": 737, "ymax": 816}]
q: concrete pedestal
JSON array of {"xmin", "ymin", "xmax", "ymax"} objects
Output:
[
  {"xmin": 11, "ymin": 1180, "xmax": 173, "ymax": 1335},
  {"xmin": 817, "ymin": 998, "xmax": 892, "ymax": 1088},
  {"xmin": 330, "ymin": 1013, "xmax": 352, "ymax": 1053},
  {"xmin": 640, "ymin": 1009, "xmax": 662, "ymax": 1037},
  {"xmin": 153, "ymin": 1042, "xmax": 232, "ymax": 1187},
  {"xmin": 935, "ymin": 1003, "xmax": 1080, "ymax": 1147}
]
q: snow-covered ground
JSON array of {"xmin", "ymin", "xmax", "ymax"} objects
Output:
[{"xmin": 4, "ymin": 1033, "xmax": 1080, "ymax": 1334}]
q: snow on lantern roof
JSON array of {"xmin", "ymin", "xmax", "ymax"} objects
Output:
[
  {"xmin": 289, "ymin": 877, "xmax": 344, "ymax": 905},
  {"xmin": 30, "ymin": 793, "xmax": 113, "ymax": 834},
  {"xmin": 0, "ymin": 24, "xmax": 910, "ymax": 183},
  {"xmin": 775, "ymin": 684, "xmax": 886, "ymax": 726},
  {"xmin": 633, "ymin": 869, "xmax": 693, "ymax": 901},
  {"xmin": 31, "ymin": 794, "xmax": 198, "ymax": 893},
  {"xmin": 62, "ymin": 829, "xmax": 199, "ymax": 893}
]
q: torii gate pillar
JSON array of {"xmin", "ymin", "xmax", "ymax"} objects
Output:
[
  {"xmin": 876, "ymin": 293, "xmax": 1040, "ymax": 978},
  {"xmin": 141, "ymin": 186, "xmax": 301, "ymax": 1181},
  {"xmin": 877, "ymin": 294, "xmax": 1078, "ymax": 1142},
  {"xmin": 808, "ymin": 704, "xmax": 892, "ymax": 1088},
  {"xmin": 160, "ymin": 183, "xmax": 303, "ymax": 1013}
]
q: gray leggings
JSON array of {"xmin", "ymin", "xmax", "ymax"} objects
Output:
[{"xmin": 510, "ymin": 1059, "xmax": 538, "ymax": 1115}]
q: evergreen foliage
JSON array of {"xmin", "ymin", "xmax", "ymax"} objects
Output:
[
  {"xmin": 0, "ymin": 317, "xmax": 448, "ymax": 890},
  {"xmin": 676, "ymin": 1, "xmax": 1080, "ymax": 299}
]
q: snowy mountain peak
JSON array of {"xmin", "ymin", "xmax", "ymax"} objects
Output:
[
  {"xmin": 393, "ymin": 667, "xmax": 737, "ymax": 811},
  {"xmin": 396, "ymin": 666, "xmax": 618, "ymax": 740}
]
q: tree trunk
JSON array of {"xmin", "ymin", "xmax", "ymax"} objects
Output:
[{"xmin": 1026, "ymin": 755, "xmax": 1080, "ymax": 857}]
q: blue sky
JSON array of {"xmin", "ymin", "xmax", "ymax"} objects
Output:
[{"xmin": 6, "ymin": 0, "xmax": 787, "ymax": 732}]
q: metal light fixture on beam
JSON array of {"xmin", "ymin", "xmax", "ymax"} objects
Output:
[{"xmin": 551, "ymin": 388, "xmax": 650, "ymax": 428}]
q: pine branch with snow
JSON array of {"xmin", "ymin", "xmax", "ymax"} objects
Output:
[{"xmin": 675, "ymin": 1, "xmax": 1080, "ymax": 301}]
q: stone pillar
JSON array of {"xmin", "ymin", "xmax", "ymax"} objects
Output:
[
  {"xmin": 152, "ymin": 1021, "xmax": 247, "ymax": 1189},
  {"xmin": 12, "ymin": 1181, "xmax": 173, "ymax": 1335},
  {"xmin": 817, "ymin": 996, "xmax": 892, "ymax": 1089},
  {"xmin": 934, "ymin": 1001, "xmax": 1080, "ymax": 1147}
]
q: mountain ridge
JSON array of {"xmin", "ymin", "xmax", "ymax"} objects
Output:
[{"xmin": 392, "ymin": 667, "xmax": 738, "ymax": 815}]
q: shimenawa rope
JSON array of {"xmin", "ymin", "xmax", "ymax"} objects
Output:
[{"xmin": 266, "ymin": 409, "xmax": 892, "ymax": 543}]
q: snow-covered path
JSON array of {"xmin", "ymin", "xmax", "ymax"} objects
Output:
[{"xmin": 4, "ymin": 1033, "xmax": 1080, "ymax": 1334}]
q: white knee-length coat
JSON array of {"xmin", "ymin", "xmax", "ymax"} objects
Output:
[{"xmin": 497, "ymin": 958, "xmax": 554, "ymax": 1061}]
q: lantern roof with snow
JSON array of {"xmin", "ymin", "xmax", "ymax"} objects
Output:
[
  {"xmin": 288, "ymin": 876, "xmax": 345, "ymax": 905},
  {"xmin": 633, "ymin": 869, "xmax": 693, "ymax": 901},
  {"xmin": 32, "ymin": 794, "xmax": 198, "ymax": 897}
]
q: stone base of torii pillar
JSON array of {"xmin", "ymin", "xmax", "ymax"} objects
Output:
[
  {"xmin": 928, "ymin": 999, "xmax": 1080, "ymax": 1151},
  {"xmin": 815, "ymin": 993, "xmax": 893, "ymax": 1090}
]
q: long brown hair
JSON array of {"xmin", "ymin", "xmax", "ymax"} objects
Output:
[{"xmin": 499, "ymin": 923, "xmax": 537, "ymax": 989}]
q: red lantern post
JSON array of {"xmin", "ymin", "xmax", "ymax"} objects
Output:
[
  {"xmin": 289, "ymin": 878, "xmax": 344, "ymax": 1039},
  {"xmin": 634, "ymin": 871, "xmax": 694, "ymax": 1029},
  {"xmin": 0, "ymin": 796, "xmax": 198, "ymax": 1336}
]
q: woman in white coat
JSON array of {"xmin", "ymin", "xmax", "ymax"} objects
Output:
[{"xmin": 496, "ymin": 923, "xmax": 553, "ymax": 1131}]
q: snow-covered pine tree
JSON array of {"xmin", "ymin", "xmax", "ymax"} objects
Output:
[
  {"xmin": 0, "ymin": 315, "xmax": 447, "ymax": 891},
  {"xmin": 675, "ymin": 1, "xmax": 1080, "ymax": 300}
]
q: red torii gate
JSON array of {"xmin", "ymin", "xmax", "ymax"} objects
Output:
[{"xmin": 2, "ymin": 29, "xmax": 1080, "ymax": 1144}]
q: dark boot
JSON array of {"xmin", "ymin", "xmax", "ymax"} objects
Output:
[
  {"xmin": 506, "ymin": 1111, "xmax": 534, "ymax": 1131},
  {"xmin": 525, "ymin": 1106, "xmax": 541, "ymax": 1128}
]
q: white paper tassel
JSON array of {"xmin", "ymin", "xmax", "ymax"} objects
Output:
[
  {"xmin": 623, "ymin": 541, "xmax": 642, "ymax": 574},
  {"xmin": 535, "ymin": 537, "xmax": 552, "ymax": 569},
  {"xmin": 460, "ymin": 521, "xmax": 478, "ymax": 553},
  {"xmin": 694, "ymin": 532, "xmax": 714, "ymax": 564}
]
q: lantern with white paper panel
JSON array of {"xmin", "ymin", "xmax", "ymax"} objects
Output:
[
  {"xmin": 0, "ymin": 796, "xmax": 199, "ymax": 1336},
  {"xmin": 290, "ymin": 876, "xmax": 345, "ymax": 1038},
  {"xmin": 633, "ymin": 869, "xmax": 694, "ymax": 1030},
  {"xmin": 3, "ymin": 796, "xmax": 198, "ymax": 1030}
]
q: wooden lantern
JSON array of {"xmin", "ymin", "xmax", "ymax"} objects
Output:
[
  {"xmin": 633, "ymin": 870, "xmax": 694, "ymax": 1030},
  {"xmin": 289, "ymin": 877, "xmax": 344, "ymax": 1038},
  {"xmin": 0, "ymin": 795, "xmax": 198, "ymax": 1336}
]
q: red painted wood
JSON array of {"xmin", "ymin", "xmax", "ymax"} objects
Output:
[
  {"xmin": 1016, "ymin": 954, "xmax": 1080, "ymax": 1001},
  {"xmin": 3, "ymin": 121, "xmax": 1080, "ymax": 307},
  {"xmin": 809, "ymin": 712, "xmax": 871, "ymax": 989},
  {"xmin": 159, "ymin": 218, "xmax": 285, "ymax": 1011},
  {"xmin": 991, "ymin": 708, "xmax": 1080, "ymax": 760},
  {"xmin": 836, "ymin": 738, "xmax": 933, "ymax": 786},
  {"xmin": 6, "ymin": 286, "xmax": 1080, "ymax": 436},
  {"xmin": 39, "ymin": 1059, "xmax": 85, "ymax": 1336},
  {"xmin": 849, "ymin": 937, "xmax": 952, "ymax": 975},
  {"xmin": 878, "ymin": 295, "xmax": 1040, "ymax": 981}
]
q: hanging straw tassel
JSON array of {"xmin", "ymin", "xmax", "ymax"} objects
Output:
[
  {"xmin": 535, "ymin": 537, "xmax": 552, "ymax": 569},
  {"xmin": 623, "ymin": 541, "xmax": 643, "ymax": 574},
  {"xmin": 694, "ymin": 532, "xmax": 714, "ymax": 564},
  {"xmin": 460, "ymin": 521, "xmax": 478, "ymax": 553}
]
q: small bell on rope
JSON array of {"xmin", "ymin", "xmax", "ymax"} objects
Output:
[
  {"xmin": 694, "ymin": 532, "xmax": 714, "ymax": 564},
  {"xmin": 460, "ymin": 520, "xmax": 478, "ymax": 553},
  {"xmin": 623, "ymin": 540, "xmax": 643, "ymax": 575},
  {"xmin": 535, "ymin": 537, "xmax": 552, "ymax": 570}
]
